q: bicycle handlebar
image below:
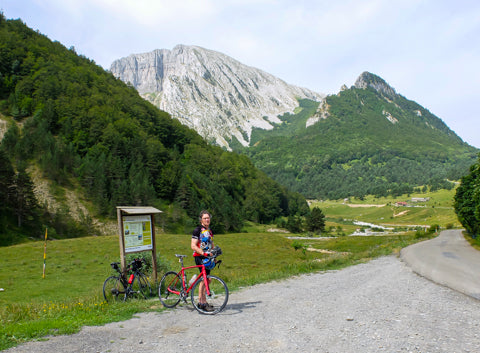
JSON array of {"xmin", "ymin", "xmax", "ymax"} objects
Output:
[
  {"xmin": 175, "ymin": 246, "xmax": 223, "ymax": 260},
  {"xmin": 110, "ymin": 258, "xmax": 145, "ymax": 273},
  {"xmin": 208, "ymin": 245, "xmax": 223, "ymax": 258}
]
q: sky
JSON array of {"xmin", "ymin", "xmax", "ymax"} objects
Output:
[{"xmin": 2, "ymin": 0, "xmax": 479, "ymax": 148}]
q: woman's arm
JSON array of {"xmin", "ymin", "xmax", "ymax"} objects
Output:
[{"xmin": 191, "ymin": 237, "xmax": 205, "ymax": 256}]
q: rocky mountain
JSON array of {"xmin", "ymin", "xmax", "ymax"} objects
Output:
[
  {"xmin": 354, "ymin": 71, "xmax": 397, "ymax": 98},
  {"xmin": 110, "ymin": 45, "xmax": 324, "ymax": 150}
]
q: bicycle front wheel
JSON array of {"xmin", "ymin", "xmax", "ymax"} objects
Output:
[
  {"xmin": 103, "ymin": 276, "xmax": 125, "ymax": 302},
  {"xmin": 191, "ymin": 275, "xmax": 229, "ymax": 315},
  {"xmin": 158, "ymin": 271, "xmax": 182, "ymax": 308},
  {"xmin": 136, "ymin": 272, "xmax": 152, "ymax": 298}
]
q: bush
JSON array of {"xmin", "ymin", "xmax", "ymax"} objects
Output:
[
  {"xmin": 415, "ymin": 229, "xmax": 429, "ymax": 239},
  {"xmin": 286, "ymin": 215, "xmax": 303, "ymax": 233},
  {"xmin": 291, "ymin": 240, "xmax": 307, "ymax": 255},
  {"xmin": 124, "ymin": 253, "xmax": 169, "ymax": 276}
]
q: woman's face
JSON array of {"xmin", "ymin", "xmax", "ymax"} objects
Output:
[{"xmin": 201, "ymin": 213, "xmax": 211, "ymax": 228}]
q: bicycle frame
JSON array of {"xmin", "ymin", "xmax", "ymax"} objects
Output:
[
  {"xmin": 170, "ymin": 263, "xmax": 211, "ymax": 297},
  {"xmin": 104, "ymin": 259, "xmax": 151, "ymax": 302}
]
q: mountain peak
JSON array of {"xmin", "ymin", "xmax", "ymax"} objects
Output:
[
  {"xmin": 110, "ymin": 45, "xmax": 324, "ymax": 150},
  {"xmin": 354, "ymin": 71, "xmax": 396, "ymax": 98}
]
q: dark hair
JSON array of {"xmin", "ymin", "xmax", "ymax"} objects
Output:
[{"xmin": 199, "ymin": 210, "xmax": 211, "ymax": 221}]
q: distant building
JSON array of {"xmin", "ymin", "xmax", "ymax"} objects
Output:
[
  {"xmin": 395, "ymin": 201, "xmax": 408, "ymax": 207},
  {"xmin": 411, "ymin": 197, "xmax": 430, "ymax": 203}
]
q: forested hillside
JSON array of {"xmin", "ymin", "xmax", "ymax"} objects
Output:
[
  {"xmin": 240, "ymin": 74, "xmax": 479, "ymax": 200},
  {"xmin": 0, "ymin": 15, "xmax": 309, "ymax": 246}
]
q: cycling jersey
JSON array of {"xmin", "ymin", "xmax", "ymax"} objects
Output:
[{"xmin": 192, "ymin": 226, "xmax": 213, "ymax": 257}]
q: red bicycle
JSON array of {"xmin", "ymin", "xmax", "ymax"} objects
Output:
[{"xmin": 158, "ymin": 247, "xmax": 228, "ymax": 315}]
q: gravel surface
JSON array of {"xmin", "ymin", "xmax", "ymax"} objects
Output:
[{"xmin": 7, "ymin": 255, "xmax": 480, "ymax": 353}]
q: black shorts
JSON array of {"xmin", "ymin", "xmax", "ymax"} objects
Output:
[{"xmin": 195, "ymin": 256, "xmax": 210, "ymax": 275}]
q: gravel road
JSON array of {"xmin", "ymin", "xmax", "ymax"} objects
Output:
[{"xmin": 7, "ymin": 255, "xmax": 480, "ymax": 353}]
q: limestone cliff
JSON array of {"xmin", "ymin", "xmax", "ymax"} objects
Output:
[{"xmin": 110, "ymin": 45, "xmax": 324, "ymax": 149}]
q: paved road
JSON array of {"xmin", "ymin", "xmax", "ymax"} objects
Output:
[{"xmin": 401, "ymin": 229, "xmax": 480, "ymax": 299}]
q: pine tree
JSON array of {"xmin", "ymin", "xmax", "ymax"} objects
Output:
[
  {"xmin": 0, "ymin": 149, "xmax": 15, "ymax": 218},
  {"xmin": 306, "ymin": 207, "xmax": 326, "ymax": 234},
  {"xmin": 12, "ymin": 168, "xmax": 40, "ymax": 228}
]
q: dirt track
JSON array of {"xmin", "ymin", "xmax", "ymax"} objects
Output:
[{"xmin": 6, "ymin": 255, "xmax": 480, "ymax": 353}]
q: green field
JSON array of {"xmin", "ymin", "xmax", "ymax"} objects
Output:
[{"xmin": 310, "ymin": 188, "xmax": 460, "ymax": 235}]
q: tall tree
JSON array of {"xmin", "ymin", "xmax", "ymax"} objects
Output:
[
  {"xmin": 0, "ymin": 149, "xmax": 15, "ymax": 218},
  {"xmin": 454, "ymin": 155, "xmax": 480, "ymax": 237},
  {"xmin": 12, "ymin": 167, "xmax": 40, "ymax": 228},
  {"xmin": 306, "ymin": 207, "xmax": 326, "ymax": 234}
]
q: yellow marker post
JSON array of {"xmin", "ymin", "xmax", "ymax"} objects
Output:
[{"xmin": 42, "ymin": 228, "xmax": 47, "ymax": 279}]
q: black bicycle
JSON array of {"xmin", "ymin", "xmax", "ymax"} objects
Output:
[{"xmin": 103, "ymin": 258, "xmax": 152, "ymax": 302}]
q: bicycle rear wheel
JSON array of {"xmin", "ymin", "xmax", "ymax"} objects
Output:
[
  {"xmin": 103, "ymin": 276, "xmax": 125, "ymax": 302},
  {"xmin": 129, "ymin": 273, "xmax": 149, "ymax": 300},
  {"xmin": 191, "ymin": 275, "xmax": 229, "ymax": 315},
  {"xmin": 158, "ymin": 271, "xmax": 182, "ymax": 308}
]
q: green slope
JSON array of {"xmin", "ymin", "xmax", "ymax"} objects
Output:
[{"xmin": 239, "ymin": 73, "xmax": 479, "ymax": 199}]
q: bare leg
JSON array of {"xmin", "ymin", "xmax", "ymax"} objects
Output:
[{"xmin": 199, "ymin": 281, "xmax": 206, "ymax": 304}]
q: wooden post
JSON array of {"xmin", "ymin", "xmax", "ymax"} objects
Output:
[
  {"xmin": 151, "ymin": 213, "xmax": 158, "ymax": 285},
  {"xmin": 42, "ymin": 228, "xmax": 47, "ymax": 279},
  {"xmin": 117, "ymin": 207, "xmax": 127, "ymax": 274}
]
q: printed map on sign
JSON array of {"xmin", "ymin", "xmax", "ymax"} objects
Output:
[{"xmin": 123, "ymin": 215, "xmax": 153, "ymax": 253}]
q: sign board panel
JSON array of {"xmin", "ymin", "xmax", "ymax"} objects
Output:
[
  {"xmin": 116, "ymin": 206, "xmax": 162, "ymax": 283},
  {"xmin": 122, "ymin": 214, "xmax": 153, "ymax": 253}
]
